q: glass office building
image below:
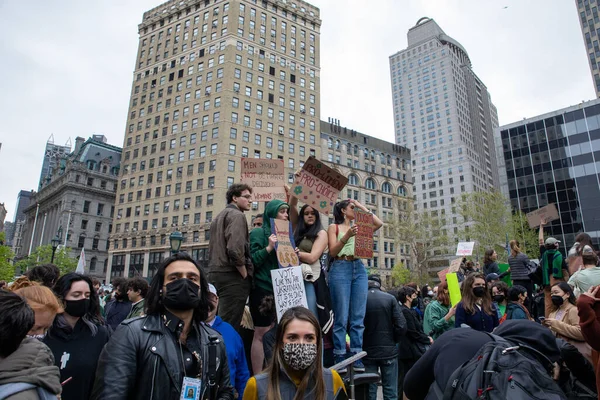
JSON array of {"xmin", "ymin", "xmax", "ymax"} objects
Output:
[{"xmin": 496, "ymin": 98, "xmax": 600, "ymax": 251}]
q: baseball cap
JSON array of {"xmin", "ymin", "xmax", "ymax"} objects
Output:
[
  {"xmin": 582, "ymin": 245, "xmax": 595, "ymax": 254},
  {"xmin": 208, "ymin": 283, "xmax": 218, "ymax": 296},
  {"xmin": 486, "ymin": 273, "xmax": 500, "ymax": 282},
  {"xmin": 545, "ymin": 237, "xmax": 560, "ymax": 246}
]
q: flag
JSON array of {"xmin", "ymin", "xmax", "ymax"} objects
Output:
[{"xmin": 76, "ymin": 248, "xmax": 86, "ymax": 274}]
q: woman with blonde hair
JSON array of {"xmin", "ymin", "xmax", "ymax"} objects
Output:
[
  {"xmin": 9, "ymin": 277, "xmax": 63, "ymax": 339},
  {"xmin": 508, "ymin": 239, "xmax": 533, "ymax": 312},
  {"xmin": 243, "ymin": 306, "xmax": 346, "ymax": 400}
]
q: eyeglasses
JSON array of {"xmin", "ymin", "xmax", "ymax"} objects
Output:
[{"xmin": 240, "ymin": 195, "xmax": 252, "ymax": 199}]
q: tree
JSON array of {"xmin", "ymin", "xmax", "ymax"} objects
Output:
[
  {"xmin": 387, "ymin": 203, "xmax": 451, "ymax": 285},
  {"xmin": 0, "ymin": 232, "xmax": 16, "ymax": 281},
  {"xmin": 15, "ymin": 245, "xmax": 77, "ymax": 276},
  {"xmin": 391, "ymin": 262, "xmax": 411, "ymax": 286},
  {"xmin": 457, "ymin": 190, "xmax": 538, "ymax": 263}
]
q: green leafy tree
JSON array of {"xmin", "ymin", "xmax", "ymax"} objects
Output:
[
  {"xmin": 387, "ymin": 203, "xmax": 450, "ymax": 285},
  {"xmin": 0, "ymin": 232, "xmax": 16, "ymax": 281},
  {"xmin": 15, "ymin": 245, "xmax": 77, "ymax": 276},
  {"xmin": 391, "ymin": 262, "xmax": 411, "ymax": 286},
  {"xmin": 457, "ymin": 190, "xmax": 538, "ymax": 263}
]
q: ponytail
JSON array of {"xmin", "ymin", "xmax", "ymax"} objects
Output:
[{"xmin": 509, "ymin": 240, "xmax": 520, "ymax": 257}]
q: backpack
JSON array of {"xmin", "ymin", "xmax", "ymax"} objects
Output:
[
  {"xmin": 433, "ymin": 333, "xmax": 567, "ymax": 400},
  {"xmin": 0, "ymin": 382, "xmax": 57, "ymax": 400}
]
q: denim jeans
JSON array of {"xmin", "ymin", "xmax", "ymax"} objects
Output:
[
  {"xmin": 328, "ymin": 259, "xmax": 368, "ymax": 355},
  {"xmin": 364, "ymin": 358, "xmax": 398, "ymax": 400},
  {"xmin": 304, "ymin": 281, "xmax": 319, "ymax": 318}
]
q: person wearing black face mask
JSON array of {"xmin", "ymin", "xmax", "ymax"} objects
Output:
[
  {"xmin": 454, "ymin": 273, "xmax": 499, "ymax": 332},
  {"xmin": 491, "ymin": 281, "xmax": 509, "ymax": 322},
  {"xmin": 397, "ymin": 286, "xmax": 432, "ymax": 398},
  {"xmin": 92, "ymin": 252, "xmax": 234, "ymax": 400},
  {"xmin": 44, "ymin": 273, "xmax": 110, "ymax": 400}
]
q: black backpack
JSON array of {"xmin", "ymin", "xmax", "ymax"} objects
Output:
[{"xmin": 434, "ymin": 333, "xmax": 567, "ymax": 400}]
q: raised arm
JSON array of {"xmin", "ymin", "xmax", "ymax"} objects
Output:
[
  {"xmin": 539, "ymin": 218, "xmax": 546, "ymax": 246},
  {"xmin": 351, "ymin": 199, "xmax": 383, "ymax": 231}
]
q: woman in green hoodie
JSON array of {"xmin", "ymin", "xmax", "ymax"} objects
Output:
[{"xmin": 249, "ymin": 199, "xmax": 290, "ymax": 374}]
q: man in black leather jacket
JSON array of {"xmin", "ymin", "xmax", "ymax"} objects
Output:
[{"xmin": 91, "ymin": 253, "xmax": 234, "ymax": 400}]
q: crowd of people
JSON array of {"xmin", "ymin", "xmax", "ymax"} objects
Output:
[{"xmin": 3, "ymin": 183, "xmax": 600, "ymax": 400}]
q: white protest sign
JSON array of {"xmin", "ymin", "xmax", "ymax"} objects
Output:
[
  {"xmin": 270, "ymin": 266, "xmax": 308, "ymax": 322},
  {"xmin": 456, "ymin": 242, "xmax": 475, "ymax": 256}
]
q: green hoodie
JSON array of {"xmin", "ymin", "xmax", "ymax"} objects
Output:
[{"xmin": 250, "ymin": 199, "xmax": 289, "ymax": 292}]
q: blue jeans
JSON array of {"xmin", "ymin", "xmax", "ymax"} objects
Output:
[
  {"xmin": 304, "ymin": 281, "xmax": 319, "ymax": 318},
  {"xmin": 364, "ymin": 358, "xmax": 398, "ymax": 400},
  {"xmin": 328, "ymin": 259, "xmax": 368, "ymax": 355}
]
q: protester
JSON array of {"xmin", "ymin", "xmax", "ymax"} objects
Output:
[
  {"xmin": 406, "ymin": 282, "xmax": 425, "ymax": 317},
  {"xmin": 454, "ymin": 272, "xmax": 499, "ymax": 332},
  {"xmin": 45, "ymin": 273, "xmax": 110, "ymax": 400},
  {"xmin": 25, "ymin": 264, "xmax": 60, "ymax": 288},
  {"xmin": 362, "ymin": 275, "xmax": 406, "ymax": 400},
  {"xmin": 545, "ymin": 282, "xmax": 591, "ymax": 362},
  {"xmin": 0, "ymin": 290, "xmax": 62, "ymax": 399},
  {"xmin": 249, "ymin": 198, "xmax": 289, "ymax": 374},
  {"xmin": 206, "ymin": 283, "xmax": 250, "ymax": 399},
  {"xmin": 292, "ymin": 202, "xmax": 332, "ymax": 328},
  {"xmin": 125, "ymin": 277, "xmax": 148, "ymax": 319},
  {"xmin": 327, "ymin": 199, "xmax": 383, "ymax": 372},
  {"xmin": 9, "ymin": 277, "xmax": 63, "ymax": 339},
  {"xmin": 403, "ymin": 320, "xmax": 565, "ymax": 400},
  {"xmin": 483, "ymin": 248, "xmax": 499, "ymax": 276},
  {"xmin": 576, "ymin": 285, "xmax": 600, "ymax": 397},
  {"xmin": 508, "ymin": 239, "xmax": 534, "ymax": 312},
  {"xmin": 208, "ymin": 183, "xmax": 254, "ymax": 332},
  {"xmin": 568, "ymin": 245, "xmax": 600, "ymax": 296},
  {"xmin": 567, "ymin": 233, "xmax": 596, "ymax": 275},
  {"xmin": 492, "ymin": 281, "xmax": 509, "ymax": 322},
  {"xmin": 104, "ymin": 278, "xmax": 132, "ymax": 330},
  {"xmin": 243, "ymin": 307, "xmax": 346, "ymax": 400},
  {"xmin": 92, "ymin": 253, "xmax": 234, "ymax": 400},
  {"xmin": 421, "ymin": 284, "xmax": 434, "ymax": 309},
  {"xmin": 252, "ymin": 213, "xmax": 264, "ymax": 228},
  {"xmin": 506, "ymin": 284, "xmax": 531, "ymax": 320},
  {"xmin": 485, "ymin": 272, "xmax": 500, "ymax": 289},
  {"xmin": 397, "ymin": 286, "xmax": 432, "ymax": 398},
  {"xmin": 423, "ymin": 281, "xmax": 455, "ymax": 340},
  {"xmin": 540, "ymin": 219, "xmax": 570, "ymax": 317}
]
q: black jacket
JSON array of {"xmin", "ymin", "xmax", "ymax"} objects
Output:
[
  {"xmin": 363, "ymin": 284, "xmax": 407, "ymax": 360},
  {"xmin": 104, "ymin": 299, "xmax": 132, "ymax": 331},
  {"xmin": 91, "ymin": 313, "xmax": 234, "ymax": 400},
  {"xmin": 398, "ymin": 304, "xmax": 430, "ymax": 361}
]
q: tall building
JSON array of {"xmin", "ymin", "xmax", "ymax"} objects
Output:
[
  {"xmin": 38, "ymin": 135, "xmax": 72, "ymax": 189},
  {"xmin": 320, "ymin": 119, "xmax": 412, "ymax": 287},
  {"xmin": 10, "ymin": 190, "xmax": 34, "ymax": 256},
  {"xmin": 389, "ymin": 17, "xmax": 499, "ymax": 263},
  {"xmin": 20, "ymin": 136, "xmax": 121, "ymax": 278},
  {"xmin": 495, "ymin": 98, "xmax": 600, "ymax": 252},
  {"xmin": 3, "ymin": 221, "xmax": 15, "ymax": 246},
  {"xmin": 0, "ymin": 203, "xmax": 6, "ymax": 232},
  {"xmin": 575, "ymin": 0, "xmax": 600, "ymax": 97},
  {"xmin": 106, "ymin": 0, "xmax": 321, "ymax": 281}
]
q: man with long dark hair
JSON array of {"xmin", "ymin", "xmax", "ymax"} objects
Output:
[
  {"xmin": 208, "ymin": 183, "xmax": 254, "ymax": 332},
  {"xmin": 92, "ymin": 253, "xmax": 234, "ymax": 400}
]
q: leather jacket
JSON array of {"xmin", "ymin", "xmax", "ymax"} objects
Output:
[{"xmin": 91, "ymin": 313, "xmax": 234, "ymax": 400}]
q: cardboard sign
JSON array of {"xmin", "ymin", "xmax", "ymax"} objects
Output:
[
  {"xmin": 292, "ymin": 156, "xmax": 348, "ymax": 215},
  {"xmin": 354, "ymin": 209, "xmax": 374, "ymax": 258},
  {"xmin": 437, "ymin": 267, "xmax": 450, "ymax": 283},
  {"xmin": 447, "ymin": 272, "xmax": 462, "ymax": 306},
  {"xmin": 271, "ymin": 266, "xmax": 308, "ymax": 321},
  {"xmin": 526, "ymin": 203, "xmax": 559, "ymax": 228},
  {"xmin": 241, "ymin": 158, "xmax": 286, "ymax": 202},
  {"xmin": 456, "ymin": 242, "xmax": 475, "ymax": 256},
  {"xmin": 448, "ymin": 257, "xmax": 463, "ymax": 273},
  {"xmin": 271, "ymin": 219, "xmax": 300, "ymax": 268}
]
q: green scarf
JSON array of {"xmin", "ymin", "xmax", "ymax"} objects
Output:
[{"xmin": 541, "ymin": 249, "xmax": 563, "ymax": 286}]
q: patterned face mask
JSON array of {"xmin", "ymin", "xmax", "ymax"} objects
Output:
[{"xmin": 282, "ymin": 343, "xmax": 318, "ymax": 370}]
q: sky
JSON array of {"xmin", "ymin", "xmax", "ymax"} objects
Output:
[{"xmin": 0, "ymin": 0, "xmax": 594, "ymax": 220}]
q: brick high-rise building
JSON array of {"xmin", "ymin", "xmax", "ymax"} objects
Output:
[{"xmin": 106, "ymin": 0, "xmax": 321, "ymax": 280}]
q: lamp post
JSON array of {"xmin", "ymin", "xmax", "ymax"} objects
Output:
[
  {"xmin": 51, "ymin": 235, "xmax": 61, "ymax": 264},
  {"xmin": 169, "ymin": 231, "xmax": 183, "ymax": 255}
]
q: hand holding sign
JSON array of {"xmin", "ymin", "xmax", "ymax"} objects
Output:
[
  {"xmin": 271, "ymin": 219, "xmax": 300, "ymax": 268},
  {"xmin": 292, "ymin": 157, "xmax": 348, "ymax": 215},
  {"xmin": 354, "ymin": 209, "xmax": 374, "ymax": 259}
]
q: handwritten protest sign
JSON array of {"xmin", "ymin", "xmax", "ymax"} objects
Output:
[
  {"xmin": 526, "ymin": 203, "xmax": 559, "ymax": 228},
  {"xmin": 241, "ymin": 158, "xmax": 286, "ymax": 202},
  {"xmin": 447, "ymin": 272, "xmax": 462, "ymax": 306},
  {"xmin": 448, "ymin": 257, "xmax": 463, "ymax": 273},
  {"xmin": 354, "ymin": 209, "xmax": 374, "ymax": 258},
  {"xmin": 437, "ymin": 267, "xmax": 450, "ymax": 283},
  {"xmin": 271, "ymin": 219, "xmax": 300, "ymax": 268},
  {"xmin": 456, "ymin": 242, "xmax": 475, "ymax": 256},
  {"xmin": 292, "ymin": 157, "xmax": 348, "ymax": 215},
  {"xmin": 271, "ymin": 266, "xmax": 308, "ymax": 321}
]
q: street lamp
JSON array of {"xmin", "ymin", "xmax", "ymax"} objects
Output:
[
  {"xmin": 50, "ymin": 235, "xmax": 61, "ymax": 263},
  {"xmin": 169, "ymin": 231, "xmax": 183, "ymax": 254}
]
